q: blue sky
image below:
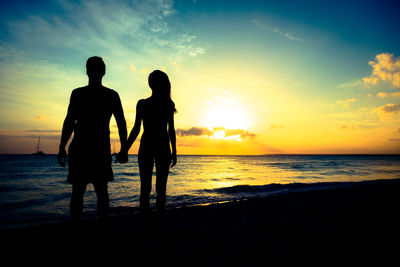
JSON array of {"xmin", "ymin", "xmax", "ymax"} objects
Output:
[{"xmin": 0, "ymin": 0, "xmax": 399, "ymax": 154}]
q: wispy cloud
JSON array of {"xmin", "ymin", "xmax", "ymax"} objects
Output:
[
  {"xmin": 377, "ymin": 91, "xmax": 400, "ymax": 98},
  {"xmin": 337, "ymin": 98, "xmax": 357, "ymax": 107},
  {"xmin": 251, "ymin": 18, "xmax": 304, "ymax": 42},
  {"xmin": 35, "ymin": 114, "xmax": 47, "ymax": 120},
  {"xmin": 1, "ymin": 0, "xmax": 206, "ymax": 74},
  {"xmin": 0, "ymin": 129, "xmax": 60, "ymax": 140},
  {"xmin": 338, "ymin": 79, "xmax": 362, "ymax": 88},
  {"xmin": 340, "ymin": 125, "xmax": 356, "ymax": 130},
  {"xmin": 269, "ymin": 124, "xmax": 285, "ymax": 130}
]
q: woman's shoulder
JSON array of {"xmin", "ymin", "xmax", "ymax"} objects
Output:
[
  {"xmin": 138, "ymin": 97, "xmax": 152, "ymax": 106},
  {"xmin": 136, "ymin": 98, "xmax": 150, "ymax": 111}
]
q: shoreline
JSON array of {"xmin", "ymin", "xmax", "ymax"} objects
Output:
[
  {"xmin": 2, "ymin": 178, "xmax": 397, "ymax": 231},
  {"xmin": 2, "ymin": 178, "xmax": 400, "ymax": 265}
]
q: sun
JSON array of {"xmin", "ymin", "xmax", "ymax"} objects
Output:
[{"xmin": 203, "ymin": 103, "xmax": 250, "ymax": 130}]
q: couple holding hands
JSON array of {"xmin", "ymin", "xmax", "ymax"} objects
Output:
[{"xmin": 57, "ymin": 56, "xmax": 177, "ymax": 228}]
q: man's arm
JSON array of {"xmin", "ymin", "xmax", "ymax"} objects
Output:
[
  {"xmin": 113, "ymin": 93, "xmax": 127, "ymax": 162},
  {"xmin": 57, "ymin": 91, "xmax": 76, "ymax": 167}
]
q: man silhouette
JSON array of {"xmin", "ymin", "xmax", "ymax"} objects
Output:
[{"xmin": 57, "ymin": 56, "xmax": 127, "ymax": 232}]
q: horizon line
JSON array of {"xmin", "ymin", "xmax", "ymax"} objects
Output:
[{"xmin": 1, "ymin": 153, "xmax": 399, "ymax": 156}]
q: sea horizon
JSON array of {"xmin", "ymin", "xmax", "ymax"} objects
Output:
[{"xmin": 2, "ymin": 153, "xmax": 400, "ymax": 156}]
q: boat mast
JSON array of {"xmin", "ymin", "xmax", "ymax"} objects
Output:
[{"xmin": 37, "ymin": 136, "xmax": 41, "ymax": 153}]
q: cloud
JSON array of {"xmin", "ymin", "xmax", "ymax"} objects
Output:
[
  {"xmin": 336, "ymin": 98, "xmax": 357, "ymax": 107},
  {"xmin": 224, "ymin": 129, "xmax": 256, "ymax": 139},
  {"xmin": 251, "ymin": 19, "xmax": 304, "ymax": 42},
  {"xmin": 0, "ymin": 129, "xmax": 60, "ymax": 140},
  {"xmin": 374, "ymin": 103, "xmax": 400, "ymax": 120},
  {"xmin": 269, "ymin": 124, "xmax": 285, "ymax": 130},
  {"xmin": 140, "ymin": 68, "xmax": 150, "ymax": 75},
  {"xmin": 377, "ymin": 91, "xmax": 400, "ymax": 98},
  {"xmin": 377, "ymin": 103, "xmax": 400, "ymax": 113},
  {"xmin": 338, "ymin": 80, "xmax": 362, "ymax": 88},
  {"xmin": 129, "ymin": 65, "xmax": 137, "ymax": 72},
  {"xmin": 393, "ymin": 92, "xmax": 400, "ymax": 97},
  {"xmin": 176, "ymin": 127, "xmax": 256, "ymax": 139},
  {"xmin": 176, "ymin": 127, "xmax": 213, "ymax": 137},
  {"xmin": 188, "ymin": 47, "xmax": 206, "ymax": 57},
  {"xmin": 389, "ymin": 128, "xmax": 400, "ymax": 142},
  {"xmin": 340, "ymin": 125, "xmax": 356, "ymax": 130},
  {"xmin": 35, "ymin": 114, "xmax": 47, "ymax": 120},
  {"xmin": 169, "ymin": 58, "xmax": 182, "ymax": 70},
  {"xmin": 363, "ymin": 53, "xmax": 400, "ymax": 88},
  {"xmin": 2, "ymin": 0, "xmax": 206, "ymax": 76},
  {"xmin": 377, "ymin": 92, "xmax": 389, "ymax": 98}
]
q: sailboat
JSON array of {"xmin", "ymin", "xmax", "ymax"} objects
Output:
[{"xmin": 32, "ymin": 136, "xmax": 46, "ymax": 155}]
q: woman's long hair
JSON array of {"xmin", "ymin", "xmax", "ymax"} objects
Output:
[{"xmin": 148, "ymin": 70, "xmax": 177, "ymax": 113}]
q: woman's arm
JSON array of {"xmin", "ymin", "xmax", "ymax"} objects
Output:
[
  {"xmin": 122, "ymin": 100, "xmax": 143, "ymax": 153},
  {"xmin": 168, "ymin": 112, "xmax": 177, "ymax": 167}
]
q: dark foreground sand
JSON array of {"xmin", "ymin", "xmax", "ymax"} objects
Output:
[{"xmin": 2, "ymin": 179, "xmax": 400, "ymax": 265}]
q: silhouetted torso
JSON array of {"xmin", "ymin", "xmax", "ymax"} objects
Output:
[
  {"xmin": 70, "ymin": 85, "xmax": 117, "ymax": 146},
  {"xmin": 67, "ymin": 85, "xmax": 121, "ymax": 183},
  {"xmin": 139, "ymin": 97, "xmax": 172, "ymax": 151}
]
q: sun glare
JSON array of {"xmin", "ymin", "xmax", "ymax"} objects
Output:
[
  {"xmin": 213, "ymin": 130, "xmax": 226, "ymax": 139},
  {"xmin": 203, "ymin": 104, "xmax": 250, "ymax": 130}
]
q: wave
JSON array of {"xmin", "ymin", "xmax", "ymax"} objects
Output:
[{"xmin": 199, "ymin": 179, "xmax": 394, "ymax": 196}]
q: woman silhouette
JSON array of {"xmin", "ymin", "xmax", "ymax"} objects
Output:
[{"xmin": 120, "ymin": 70, "xmax": 177, "ymax": 213}]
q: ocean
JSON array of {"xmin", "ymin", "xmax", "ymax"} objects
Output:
[{"xmin": 1, "ymin": 154, "xmax": 399, "ymax": 229}]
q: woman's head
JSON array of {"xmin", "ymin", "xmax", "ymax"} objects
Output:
[
  {"xmin": 148, "ymin": 70, "xmax": 171, "ymax": 97},
  {"xmin": 148, "ymin": 70, "xmax": 176, "ymax": 112}
]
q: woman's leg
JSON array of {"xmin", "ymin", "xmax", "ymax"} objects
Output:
[
  {"xmin": 155, "ymin": 151, "xmax": 171, "ymax": 212},
  {"xmin": 139, "ymin": 150, "xmax": 154, "ymax": 212}
]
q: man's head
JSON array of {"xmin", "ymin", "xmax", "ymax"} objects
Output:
[{"xmin": 86, "ymin": 56, "xmax": 106, "ymax": 79}]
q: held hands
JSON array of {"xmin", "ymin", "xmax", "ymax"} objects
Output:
[{"xmin": 57, "ymin": 149, "xmax": 67, "ymax": 167}]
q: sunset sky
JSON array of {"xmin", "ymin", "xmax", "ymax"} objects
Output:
[{"xmin": 0, "ymin": 0, "xmax": 399, "ymax": 154}]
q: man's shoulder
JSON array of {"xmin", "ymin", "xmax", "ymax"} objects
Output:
[
  {"xmin": 102, "ymin": 86, "xmax": 119, "ymax": 97},
  {"xmin": 70, "ymin": 86, "xmax": 86, "ymax": 97}
]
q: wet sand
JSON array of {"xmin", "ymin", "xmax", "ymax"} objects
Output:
[{"xmin": 2, "ymin": 179, "xmax": 399, "ymax": 265}]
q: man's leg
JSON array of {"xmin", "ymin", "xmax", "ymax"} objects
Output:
[
  {"xmin": 93, "ymin": 181, "xmax": 109, "ymax": 223},
  {"xmin": 70, "ymin": 183, "xmax": 87, "ymax": 224},
  {"xmin": 94, "ymin": 181, "xmax": 109, "ymax": 234}
]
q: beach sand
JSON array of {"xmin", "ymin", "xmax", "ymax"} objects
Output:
[{"xmin": 2, "ymin": 179, "xmax": 399, "ymax": 265}]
